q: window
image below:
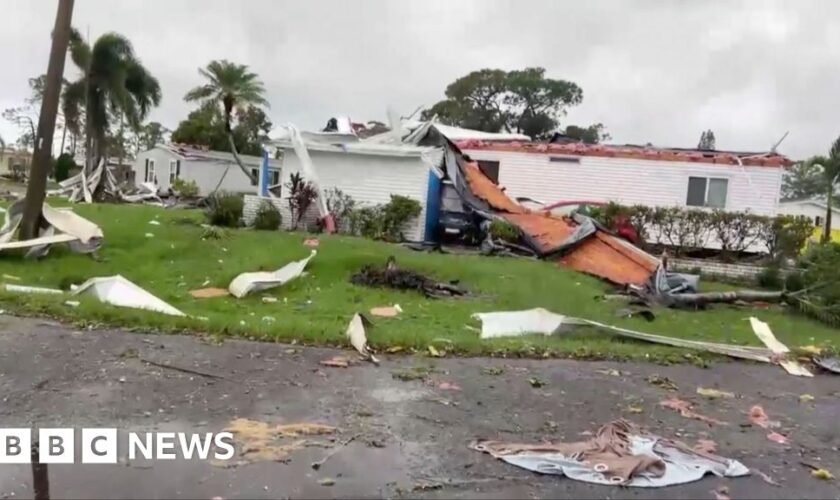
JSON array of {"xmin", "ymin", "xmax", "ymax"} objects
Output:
[
  {"xmin": 169, "ymin": 160, "xmax": 178, "ymax": 184},
  {"xmin": 815, "ymin": 215, "xmax": 823, "ymax": 227},
  {"xmin": 549, "ymin": 156, "xmax": 580, "ymax": 163},
  {"xmin": 250, "ymin": 168, "xmax": 259, "ymax": 186},
  {"xmin": 268, "ymin": 169, "xmax": 280, "ymax": 186},
  {"xmin": 686, "ymin": 176, "xmax": 727, "ymax": 208},
  {"xmin": 145, "ymin": 159, "xmax": 156, "ymax": 183},
  {"xmin": 477, "ymin": 160, "xmax": 500, "ymax": 184}
]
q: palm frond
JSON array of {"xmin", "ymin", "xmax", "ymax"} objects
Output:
[
  {"xmin": 185, "ymin": 84, "xmax": 216, "ymax": 102},
  {"xmin": 68, "ymin": 28, "xmax": 91, "ymax": 70},
  {"xmin": 61, "ymin": 79, "xmax": 86, "ymax": 135}
]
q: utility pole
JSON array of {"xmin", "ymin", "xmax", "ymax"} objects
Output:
[{"xmin": 20, "ymin": 0, "xmax": 75, "ymax": 240}]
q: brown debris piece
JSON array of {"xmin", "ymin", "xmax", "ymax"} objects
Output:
[
  {"xmin": 224, "ymin": 418, "xmax": 336, "ymax": 463},
  {"xmin": 693, "ymin": 439, "xmax": 717, "ymax": 454},
  {"xmin": 350, "ymin": 257, "xmax": 465, "ymax": 298},
  {"xmin": 370, "ymin": 304, "xmax": 402, "ymax": 317},
  {"xmin": 303, "ymin": 238, "xmax": 320, "ymax": 247},
  {"xmin": 659, "ymin": 398, "xmax": 727, "ymax": 426},
  {"xmin": 320, "ymin": 356, "xmax": 351, "ymax": 368},
  {"xmin": 189, "ymin": 287, "xmax": 229, "ymax": 298}
]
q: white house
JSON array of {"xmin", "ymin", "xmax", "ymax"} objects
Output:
[
  {"xmin": 243, "ymin": 137, "xmax": 441, "ymax": 241},
  {"xmin": 456, "ymin": 142, "xmax": 791, "ymax": 216},
  {"xmin": 778, "ymin": 198, "xmax": 839, "ymax": 230},
  {"xmin": 131, "ymin": 144, "xmax": 282, "ymax": 195}
]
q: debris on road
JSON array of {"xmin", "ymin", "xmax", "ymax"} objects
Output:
[
  {"xmin": 712, "ymin": 484, "xmax": 731, "ymax": 500},
  {"xmin": 766, "ymin": 431, "xmax": 788, "ymax": 444},
  {"xmin": 813, "ymin": 356, "xmax": 840, "ymax": 374},
  {"xmin": 346, "ymin": 313, "xmax": 378, "ymax": 364},
  {"xmin": 350, "ymin": 256, "xmax": 465, "ymax": 298},
  {"xmin": 317, "ymin": 477, "xmax": 335, "ymax": 487},
  {"xmin": 528, "ymin": 376, "xmax": 546, "ymax": 388},
  {"xmin": 370, "ymin": 304, "xmax": 402, "ymax": 317},
  {"xmin": 799, "ymin": 345, "xmax": 822, "ymax": 355},
  {"xmin": 749, "ymin": 317, "xmax": 813, "ymax": 377},
  {"xmin": 228, "ymin": 250, "xmax": 316, "ymax": 298},
  {"xmin": 71, "ymin": 275, "xmax": 186, "ymax": 316},
  {"xmin": 659, "ymin": 398, "xmax": 726, "ymax": 426},
  {"xmin": 320, "ymin": 356, "xmax": 352, "ymax": 368},
  {"xmin": 748, "ymin": 405, "xmax": 780, "ymax": 429},
  {"xmin": 696, "ymin": 387, "xmax": 735, "ymax": 399},
  {"xmin": 693, "ymin": 439, "xmax": 717, "ymax": 454},
  {"xmin": 224, "ymin": 418, "xmax": 335, "ymax": 464},
  {"xmin": 810, "ymin": 468, "xmax": 834, "ymax": 481},
  {"xmin": 470, "ymin": 419, "xmax": 748, "ymax": 487},
  {"xmin": 3, "ymin": 284, "xmax": 64, "ymax": 294},
  {"xmin": 189, "ymin": 287, "xmax": 229, "ymax": 298},
  {"xmin": 311, "ymin": 434, "xmax": 358, "ymax": 470},
  {"xmin": 799, "ymin": 394, "xmax": 815, "ymax": 403},
  {"xmin": 437, "ymin": 381, "xmax": 461, "ymax": 391},
  {"xmin": 646, "ymin": 374, "xmax": 678, "ymax": 391},
  {"xmin": 427, "ymin": 345, "xmax": 444, "ymax": 357}
]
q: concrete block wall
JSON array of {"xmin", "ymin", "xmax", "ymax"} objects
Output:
[
  {"xmin": 670, "ymin": 257, "xmax": 766, "ymax": 281},
  {"xmin": 243, "ymin": 194, "xmax": 319, "ymax": 231}
]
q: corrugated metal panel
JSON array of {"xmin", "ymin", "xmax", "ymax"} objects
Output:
[
  {"xmin": 280, "ymin": 149, "xmax": 430, "ymax": 241},
  {"xmin": 462, "ymin": 149, "xmax": 782, "ymax": 216}
]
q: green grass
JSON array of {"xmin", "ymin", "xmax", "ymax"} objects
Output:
[{"xmin": 0, "ymin": 201, "xmax": 837, "ymax": 362}]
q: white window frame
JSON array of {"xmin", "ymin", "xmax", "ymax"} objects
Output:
[
  {"xmin": 686, "ymin": 176, "xmax": 728, "ymax": 208},
  {"xmin": 147, "ymin": 159, "xmax": 156, "ymax": 183},
  {"xmin": 169, "ymin": 160, "xmax": 178, "ymax": 184}
]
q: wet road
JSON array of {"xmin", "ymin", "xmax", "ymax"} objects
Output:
[{"xmin": 0, "ymin": 314, "xmax": 837, "ymax": 499}]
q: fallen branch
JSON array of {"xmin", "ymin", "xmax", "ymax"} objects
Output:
[{"xmin": 139, "ymin": 357, "xmax": 234, "ymax": 382}]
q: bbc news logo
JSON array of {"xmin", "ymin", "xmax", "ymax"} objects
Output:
[{"xmin": 0, "ymin": 429, "xmax": 235, "ymax": 463}]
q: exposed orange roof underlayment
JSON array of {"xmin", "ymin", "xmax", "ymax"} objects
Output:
[
  {"xmin": 462, "ymin": 160, "xmax": 658, "ymax": 286},
  {"xmin": 456, "ymin": 140, "xmax": 793, "ymax": 168}
]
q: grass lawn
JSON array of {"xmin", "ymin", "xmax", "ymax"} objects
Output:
[{"xmin": 0, "ymin": 201, "xmax": 837, "ymax": 362}]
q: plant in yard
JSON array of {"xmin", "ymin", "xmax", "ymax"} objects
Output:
[
  {"xmin": 348, "ymin": 206, "xmax": 386, "ymax": 239},
  {"xmin": 488, "ymin": 219, "xmax": 519, "ymax": 243},
  {"xmin": 171, "ymin": 178, "xmax": 199, "ymax": 198},
  {"xmin": 63, "ymin": 27, "xmax": 161, "ymax": 173},
  {"xmin": 184, "ymin": 60, "xmax": 268, "ymax": 190},
  {"xmin": 324, "ymin": 188, "xmax": 356, "ymax": 232},
  {"xmin": 285, "ymin": 172, "xmax": 318, "ymax": 230},
  {"xmin": 52, "ymin": 153, "xmax": 76, "ymax": 182},
  {"xmin": 800, "ymin": 136, "xmax": 840, "ymax": 243},
  {"xmin": 756, "ymin": 265, "xmax": 782, "ymax": 289},
  {"xmin": 759, "ymin": 214, "xmax": 813, "ymax": 262},
  {"xmin": 253, "ymin": 200, "xmax": 282, "ymax": 231},
  {"xmin": 795, "ymin": 242, "xmax": 840, "ymax": 325},
  {"xmin": 382, "ymin": 195, "xmax": 421, "ymax": 242},
  {"xmin": 205, "ymin": 191, "xmax": 243, "ymax": 227}
]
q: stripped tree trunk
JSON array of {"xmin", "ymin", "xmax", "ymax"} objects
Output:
[{"xmin": 660, "ymin": 290, "xmax": 785, "ymax": 308}]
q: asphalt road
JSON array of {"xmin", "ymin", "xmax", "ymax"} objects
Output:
[{"xmin": 0, "ymin": 314, "xmax": 837, "ymax": 499}]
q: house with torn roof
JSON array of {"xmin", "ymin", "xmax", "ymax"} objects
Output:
[
  {"xmin": 455, "ymin": 141, "xmax": 791, "ymax": 217},
  {"xmin": 131, "ymin": 144, "xmax": 283, "ymax": 195}
]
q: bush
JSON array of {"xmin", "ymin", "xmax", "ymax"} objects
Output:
[
  {"xmin": 382, "ymin": 195, "xmax": 422, "ymax": 241},
  {"xmin": 349, "ymin": 206, "xmax": 385, "ymax": 239},
  {"xmin": 757, "ymin": 265, "xmax": 783, "ymax": 289},
  {"xmin": 286, "ymin": 173, "xmax": 319, "ymax": 230},
  {"xmin": 253, "ymin": 200, "xmax": 282, "ymax": 230},
  {"xmin": 205, "ymin": 191, "xmax": 243, "ymax": 227},
  {"xmin": 784, "ymin": 270, "xmax": 805, "ymax": 292},
  {"xmin": 171, "ymin": 178, "xmax": 199, "ymax": 198},
  {"xmin": 489, "ymin": 219, "xmax": 519, "ymax": 242},
  {"xmin": 53, "ymin": 153, "xmax": 76, "ymax": 182}
]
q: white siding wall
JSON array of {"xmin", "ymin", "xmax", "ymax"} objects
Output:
[
  {"xmin": 462, "ymin": 149, "xmax": 783, "ymax": 216},
  {"xmin": 245, "ymin": 149, "xmax": 431, "ymax": 241},
  {"xmin": 778, "ymin": 201, "xmax": 838, "ymax": 230},
  {"xmin": 132, "ymin": 148, "xmax": 180, "ymax": 189}
]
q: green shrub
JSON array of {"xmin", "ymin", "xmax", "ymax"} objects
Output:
[
  {"xmin": 489, "ymin": 219, "xmax": 519, "ymax": 242},
  {"xmin": 757, "ymin": 265, "xmax": 782, "ymax": 289},
  {"xmin": 348, "ymin": 206, "xmax": 386, "ymax": 239},
  {"xmin": 205, "ymin": 191, "xmax": 243, "ymax": 227},
  {"xmin": 53, "ymin": 153, "xmax": 76, "ymax": 182},
  {"xmin": 784, "ymin": 270, "xmax": 805, "ymax": 292},
  {"xmin": 382, "ymin": 195, "xmax": 421, "ymax": 241},
  {"xmin": 171, "ymin": 178, "xmax": 199, "ymax": 198},
  {"xmin": 253, "ymin": 200, "xmax": 282, "ymax": 230}
]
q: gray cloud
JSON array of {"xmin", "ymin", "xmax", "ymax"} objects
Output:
[{"xmin": 1, "ymin": 0, "xmax": 838, "ymax": 159}]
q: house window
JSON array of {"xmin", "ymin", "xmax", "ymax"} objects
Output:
[
  {"xmin": 268, "ymin": 169, "xmax": 280, "ymax": 186},
  {"xmin": 477, "ymin": 160, "xmax": 500, "ymax": 184},
  {"xmin": 169, "ymin": 160, "xmax": 178, "ymax": 184},
  {"xmin": 250, "ymin": 168, "xmax": 259, "ymax": 186},
  {"xmin": 549, "ymin": 156, "xmax": 580, "ymax": 163},
  {"xmin": 145, "ymin": 159, "xmax": 156, "ymax": 183},
  {"xmin": 686, "ymin": 176, "xmax": 727, "ymax": 208},
  {"xmin": 815, "ymin": 215, "xmax": 823, "ymax": 227}
]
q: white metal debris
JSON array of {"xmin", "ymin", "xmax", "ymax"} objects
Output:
[
  {"xmin": 749, "ymin": 317, "xmax": 813, "ymax": 377},
  {"xmin": 71, "ymin": 275, "xmax": 185, "ymax": 316},
  {"xmin": 0, "ymin": 200, "xmax": 103, "ymax": 256},
  {"xmin": 228, "ymin": 250, "xmax": 316, "ymax": 298},
  {"xmin": 3, "ymin": 284, "xmax": 64, "ymax": 294},
  {"xmin": 346, "ymin": 313, "xmax": 378, "ymax": 364}
]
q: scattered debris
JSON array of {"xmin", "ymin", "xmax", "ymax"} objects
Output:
[
  {"xmin": 311, "ymin": 434, "xmax": 358, "ymax": 470},
  {"xmin": 64, "ymin": 300, "xmax": 80, "ymax": 308},
  {"xmin": 392, "ymin": 365, "xmax": 434, "ymax": 382},
  {"xmin": 799, "ymin": 394, "xmax": 815, "ymax": 403},
  {"xmin": 346, "ymin": 313, "xmax": 378, "ymax": 364},
  {"xmin": 350, "ymin": 256, "xmax": 465, "ymax": 298},
  {"xmin": 437, "ymin": 381, "xmax": 461, "ymax": 391},
  {"xmin": 224, "ymin": 418, "xmax": 335, "ymax": 464},
  {"xmin": 3, "ymin": 284, "xmax": 64, "ymax": 295},
  {"xmin": 813, "ymin": 356, "xmax": 840, "ymax": 374},
  {"xmin": 320, "ymin": 356, "xmax": 351, "ymax": 368},
  {"xmin": 693, "ymin": 439, "xmax": 717, "ymax": 454},
  {"xmin": 810, "ymin": 468, "xmax": 834, "ymax": 481},
  {"xmin": 749, "ymin": 317, "xmax": 813, "ymax": 377},
  {"xmin": 754, "ymin": 468, "xmax": 781, "ymax": 486},
  {"xmin": 748, "ymin": 405, "xmax": 780, "ymax": 429},
  {"xmin": 712, "ymin": 485, "xmax": 730, "ymax": 500},
  {"xmin": 228, "ymin": 250, "xmax": 316, "ymax": 298},
  {"xmin": 261, "ymin": 296, "xmax": 278, "ymax": 303},
  {"xmin": 189, "ymin": 287, "xmax": 229, "ymax": 299},
  {"xmin": 470, "ymin": 419, "xmax": 748, "ymax": 487},
  {"xmin": 139, "ymin": 357, "xmax": 229, "ymax": 381},
  {"xmin": 303, "ymin": 238, "xmax": 320, "ymax": 247},
  {"xmin": 647, "ymin": 375, "xmax": 678, "ymax": 391},
  {"xmin": 2, "ymin": 274, "xmax": 20, "ymax": 281},
  {"xmin": 528, "ymin": 377, "xmax": 546, "ymax": 388},
  {"xmin": 799, "ymin": 345, "xmax": 822, "ymax": 355},
  {"xmin": 597, "ymin": 368, "xmax": 622, "ymax": 377},
  {"xmin": 625, "ymin": 405, "xmax": 643, "ymax": 414},
  {"xmin": 144, "ymin": 233, "xmax": 155, "ymax": 238},
  {"xmin": 696, "ymin": 387, "xmax": 734, "ymax": 399},
  {"xmin": 659, "ymin": 398, "xmax": 726, "ymax": 426},
  {"xmin": 0, "ymin": 201, "xmax": 103, "ymax": 257},
  {"xmin": 482, "ymin": 366, "xmax": 505, "ymax": 376},
  {"xmin": 71, "ymin": 275, "xmax": 185, "ymax": 316},
  {"xmin": 317, "ymin": 477, "xmax": 335, "ymax": 487},
  {"xmin": 766, "ymin": 431, "xmax": 788, "ymax": 444},
  {"xmin": 427, "ymin": 345, "xmax": 443, "ymax": 357},
  {"xmin": 370, "ymin": 304, "xmax": 402, "ymax": 317},
  {"xmin": 148, "ymin": 220, "xmax": 161, "ymax": 226},
  {"xmin": 615, "ymin": 307, "xmax": 656, "ymax": 321}
]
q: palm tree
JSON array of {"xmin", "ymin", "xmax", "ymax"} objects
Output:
[
  {"xmin": 62, "ymin": 28, "xmax": 161, "ymax": 173},
  {"xmin": 184, "ymin": 60, "xmax": 268, "ymax": 186},
  {"xmin": 802, "ymin": 136, "xmax": 840, "ymax": 243}
]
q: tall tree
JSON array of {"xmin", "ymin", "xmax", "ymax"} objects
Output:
[
  {"xmin": 171, "ymin": 102, "xmax": 271, "ymax": 156},
  {"xmin": 184, "ymin": 60, "xmax": 268, "ymax": 186},
  {"xmin": 781, "ymin": 161, "xmax": 824, "ymax": 200},
  {"xmin": 421, "ymin": 67, "xmax": 583, "ymax": 140},
  {"xmin": 62, "ymin": 27, "xmax": 161, "ymax": 173},
  {"xmin": 21, "ymin": 0, "xmax": 74, "ymax": 240},
  {"xmin": 562, "ymin": 123, "xmax": 611, "ymax": 144},
  {"xmin": 697, "ymin": 129, "xmax": 716, "ymax": 150},
  {"xmin": 802, "ymin": 136, "xmax": 840, "ymax": 243},
  {"xmin": 136, "ymin": 121, "xmax": 168, "ymax": 153}
]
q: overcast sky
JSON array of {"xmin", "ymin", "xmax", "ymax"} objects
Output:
[{"xmin": 2, "ymin": 0, "xmax": 839, "ymax": 159}]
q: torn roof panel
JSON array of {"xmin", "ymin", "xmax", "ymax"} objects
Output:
[
  {"xmin": 460, "ymin": 157, "xmax": 658, "ymax": 286},
  {"xmin": 457, "ymin": 141, "xmax": 793, "ymax": 167}
]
